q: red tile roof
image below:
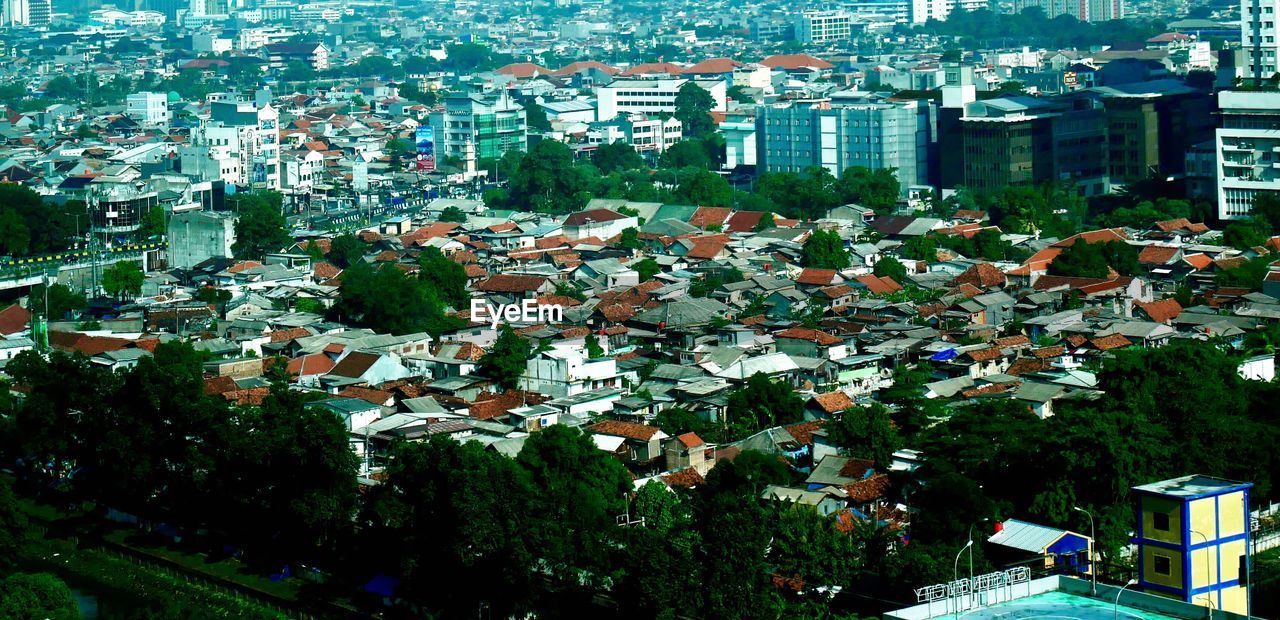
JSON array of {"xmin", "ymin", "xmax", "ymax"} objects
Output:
[
  {"xmin": 475, "ymin": 274, "xmax": 549, "ymax": 293},
  {"xmin": 619, "ymin": 62, "xmax": 687, "ymax": 76},
  {"xmin": 287, "ymin": 353, "xmax": 336, "ymax": 377},
  {"xmin": 338, "ymin": 385, "xmax": 393, "ymax": 405},
  {"xmin": 690, "ymin": 206, "xmax": 732, "ymax": 228},
  {"xmin": 495, "ymin": 62, "xmax": 553, "ymax": 78},
  {"xmin": 676, "ymin": 432, "xmax": 705, "ymax": 448},
  {"xmin": 553, "ymin": 61, "xmax": 621, "ymax": 76},
  {"xmin": 810, "ymin": 391, "xmax": 855, "ymax": 414},
  {"xmin": 329, "ymin": 351, "xmax": 381, "ymax": 378},
  {"xmin": 775, "ymin": 327, "xmax": 842, "ymax": 346},
  {"xmin": 589, "ymin": 420, "xmax": 664, "ymax": 441},
  {"xmin": 854, "ymin": 274, "xmax": 902, "ymax": 294},
  {"xmin": 761, "ymin": 54, "xmax": 834, "ymax": 70},
  {"xmin": 949, "ymin": 263, "xmax": 1006, "ymax": 289},
  {"xmin": 1135, "ymin": 298, "xmax": 1182, "ymax": 323},
  {"xmin": 1138, "ymin": 245, "xmax": 1179, "ymax": 265},
  {"xmin": 1089, "ymin": 334, "xmax": 1133, "ymax": 351},
  {"xmin": 682, "ymin": 57, "xmax": 743, "ymax": 74},
  {"xmin": 564, "ymin": 208, "xmax": 630, "ymax": 226},
  {"xmin": 0, "ymin": 304, "xmax": 30, "ymax": 335},
  {"xmin": 797, "ymin": 268, "xmax": 838, "ymax": 286},
  {"xmin": 724, "ymin": 211, "xmax": 766, "ymax": 233},
  {"xmin": 269, "ymin": 326, "xmax": 312, "ymax": 343}
]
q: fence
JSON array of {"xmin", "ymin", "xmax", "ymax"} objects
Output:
[{"xmin": 1254, "ymin": 502, "xmax": 1280, "ymax": 553}]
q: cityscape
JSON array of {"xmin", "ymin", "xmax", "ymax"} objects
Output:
[{"xmin": 0, "ymin": 0, "xmax": 1279, "ymax": 618}]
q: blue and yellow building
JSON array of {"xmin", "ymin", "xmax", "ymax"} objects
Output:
[{"xmin": 1132, "ymin": 475, "xmax": 1252, "ymax": 616}]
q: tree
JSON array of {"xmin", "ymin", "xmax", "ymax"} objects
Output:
[
  {"xmin": 1224, "ymin": 217, "xmax": 1272, "ymax": 250},
  {"xmin": 873, "ymin": 255, "xmax": 907, "ymax": 283},
  {"xmin": 801, "ymin": 229, "xmax": 850, "ymax": 269},
  {"xmin": 836, "ymin": 166, "xmax": 900, "ymax": 214},
  {"xmin": 770, "ymin": 507, "xmax": 857, "ymax": 592},
  {"xmin": 28, "ymin": 283, "xmax": 85, "ymax": 320},
  {"xmin": 0, "ymin": 478, "xmax": 28, "ymax": 571},
  {"xmin": 0, "ymin": 209, "xmax": 30, "ymax": 256},
  {"xmin": 725, "ymin": 372, "xmax": 805, "ymax": 437},
  {"xmin": 418, "ymin": 246, "xmax": 469, "ymax": 310},
  {"xmin": 618, "ymin": 484, "xmax": 702, "ymax": 619},
  {"xmin": 704, "ymin": 449, "xmax": 792, "ymax": 494},
  {"xmin": 480, "ymin": 326, "xmax": 531, "ymax": 390},
  {"xmin": 828, "ymin": 403, "xmax": 901, "ymax": 468},
  {"xmin": 231, "ymin": 191, "xmax": 290, "ymax": 259},
  {"xmin": 361, "ymin": 438, "xmax": 537, "ymax": 617},
  {"xmin": 329, "ymin": 261, "xmax": 462, "ymax": 336},
  {"xmin": 384, "ymin": 137, "xmax": 412, "ymax": 159},
  {"xmin": 516, "ymin": 425, "xmax": 632, "ymax": 587},
  {"xmin": 619, "ymin": 227, "xmax": 643, "ymax": 250},
  {"xmin": 699, "ymin": 491, "xmax": 784, "ymax": 618},
  {"xmin": 507, "ymin": 140, "xmax": 592, "ymax": 213},
  {"xmin": 0, "ymin": 573, "xmax": 79, "ymax": 620},
  {"xmin": 902, "ymin": 235, "xmax": 938, "ymax": 262},
  {"xmin": 635, "ymin": 257, "xmax": 661, "ymax": 282},
  {"xmin": 675, "ymin": 168, "xmax": 732, "ymax": 208},
  {"xmin": 327, "ymin": 233, "xmax": 365, "ymax": 269},
  {"xmin": 659, "ymin": 140, "xmax": 711, "ymax": 170},
  {"xmin": 592, "ymin": 141, "xmax": 646, "ymax": 174},
  {"xmin": 1048, "ymin": 240, "xmax": 1139, "ymax": 278},
  {"xmin": 674, "ymin": 82, "xmax": 715, "ymax": 137},
  {"xmin": 439, "ymin": 205, "xmax": 468, "ymax": 223},
  {"xmin": 584, "ymin": 332, "xmax": 604, "ymax": 358},
  {"xmin": 226, "ymin": 385, "xmax": 360, "ymax": 566},
  {"xmin": 102, "ymin": 260, "xmax": 144, "ymax": 301},
  {"xmin": 653, "ymin": 406, "xmax": 708, "ymax": 437},
  {"xmin": 524, "ymin": 101, "xmax": 551, "ymax": 132}
]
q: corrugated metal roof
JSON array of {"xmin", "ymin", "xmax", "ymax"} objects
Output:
[{"xmin": 987, "ymin": 518, "xmax": 1068, "ymax": 553}]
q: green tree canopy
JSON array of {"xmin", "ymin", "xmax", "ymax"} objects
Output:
[
  {"xmin": 418, "ymin": 246, "xmax": 469, "ymax": 310},
  {"xmin": 0, "ymin": 573, "xmax": 79, "ymax": 620},
  {"xmin": 479, "ymin": 326, "xmax": 531, "ymax": 390},
  {"xmin": 102, "ymin": 260, "xmax": 144, "ymax": 301},
  {"xmin": 330, "ymin": 261, "xmax": 462, "ymax": 336},
  {"xmin": 801, "ymin": 229, "xmax": 850, "ymax": 269},
  {"xmin": 873, "ymin": 255, "xmax": 908, "ymax": 283},
  {"xmin": 230, "ymin": 191, "xmax": 290, "ymax": 260},
  {"xmin": 592, "ymin": 141, "xmax": 646, "ymax": 174},
  {"xmin": 674, "ymin": 82, "xmax": 715, "ymax": 138}
]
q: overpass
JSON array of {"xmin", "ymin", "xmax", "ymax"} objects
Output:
[{"xmin": 0, "ymin": 240, "xmax": 166, "ymax": 293}]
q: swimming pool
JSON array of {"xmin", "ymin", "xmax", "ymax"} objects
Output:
[{"xmin": 945, "ymin": 591, "xmax": 1184, "ymax": 620}]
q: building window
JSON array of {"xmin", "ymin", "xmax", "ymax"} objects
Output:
[
  {"xmin": 1153, "ymin": 512, "xmax": 1171, "ymax": 531},
  {"xmin": 1154, "ymin": 554, "xmax": 1172, "ymax": 576}
]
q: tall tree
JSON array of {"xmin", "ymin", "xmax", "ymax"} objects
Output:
[
  {"xmin": 0, "ymin": 573, "xmax": 79, "ymax": 620},
  {"xmin": 801, "ymin": 229, "xmax": 850, "ymax": 269},
  {"xmin": 872, "ymin": 255, "xmax": 907, "ymax": 283},
  {"xmin": 828, "ymin": 403, "xmax": 901, "ymax": 468},
  {"xmin": 674, "ymin": 82, "xmax": 715, "ymax": 137},
  {"xmin": 725, "ymin": 373, "xmax": 805, "ymax": 436},
  {"xmin": 479, "ymin": 326, "xmax": 532, "ymax": 390},
  {"xmin": 231, "ymin": 191, "xmax": 290, "ymax": 259},
  {"xmin": 592, "ymin": 141, "xmax": 646, "ymax": 174},
  {"xmin": 836, "ymin": 166, "xmax": 900, "ymax": 214},
  {"xmin": 417, "ymin": 246, "xmax": 469, "ymax": 310},
  {"xmin": 102, "ymin": 261, "xmax": 144, "ymax": 301},
  {"xmin": 330, "ymin": 261, "xmax": 461, "ymax": 336}
]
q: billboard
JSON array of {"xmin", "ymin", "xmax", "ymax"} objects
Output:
[{"xmin": 415, "ymin": 125, "xmax": 435, "ymax": 172}]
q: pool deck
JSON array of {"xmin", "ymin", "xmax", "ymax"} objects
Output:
[{"xmin": 942, "ymin": 591, "xmax": 1183, "ymax": 620}]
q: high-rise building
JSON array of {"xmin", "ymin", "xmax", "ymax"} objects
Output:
[
  {"xmin": 1, "ymin": 0, "xmax": 29, "ymax": 26},
  {"xmin": 939, "ymin": 90, "xmax": 1109, "ymax": 195},
  {"xmin": 25, "ymin": 0, "xmax": 47, "ymax": 24},
  {"xmin": 1083, "ymin": 80, "xmax": 1216, "ymax": 187},
  {"xmin": 1131, "ymin": 475, "xmax": 1252, "ymax": 616},
  {"xmin": 754, "ymin": 94, "xmax": 931, "ymax": 193},
  {"xmin": 1215, "ymin": 91, "xmax": 1280, "ymax": 219},
  {"xmin": 1242, "ymin": 0, "xmax": 1280, "ymax": 82},
  {"xmin": 793, "ymin": 10, "xmax": 853, "ymax": 44},
  {"xmin": 431, "ymin": 91, "xmax": 527, "ymax": 173},
  {"xmin": 1012, "ymin": 0, "xmax": 1121, "ymax": 21}
]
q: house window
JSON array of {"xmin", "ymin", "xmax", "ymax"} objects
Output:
[
  {"xmin": 1153, "ymin": 512, "xmax": 1171, "ymax": 532},
  {"xmin": 1154, "ymin": 554, "xmax": 1172, "ymax": 576}
]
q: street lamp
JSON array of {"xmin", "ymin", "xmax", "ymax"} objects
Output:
[
  {"xmin": 969, "ymin": 518, "xmax": 990, "ymax": 605},
  {"xmin": 1074, "ymin": 506, "xmax": 1097, "ymax": 595},
  {"xmin": 1191, "ymin": 530, "xmax": 1216, "ymax": 620},
  {"xmin": 1115, "ymin": 578, "xmax": 1138, "ymax": 620},
  {"xmin": 955, "ymin": 539, "xmax": 973, "ymax": 615}
]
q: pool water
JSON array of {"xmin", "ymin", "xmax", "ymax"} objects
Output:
[{"xmin": 945, "ymin": 591, "xmax": 1185, "ymax": 620}]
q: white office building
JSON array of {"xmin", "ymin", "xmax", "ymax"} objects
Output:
[
  {"xmin": 181, "ymin": 99, "xmax": 279, "ymax": 190},
  {"xmin": 1, "ymin": 0, "xmax": 27, "ymax": 26},
  {"xmin": 126, "ymin": 92, "xmax": 171, "ymax": 127},
  {"xmin": 587, "ymin": 115, "xmax": 683, "ymax": 154},
  {"xmin": 794, "ymin": 10, "xmax": 853, "ymax": 43},
  {"xmin": 1215, "ymin": 91, "xmax": 1280, "ymax": 219},
  {"xmin": 1243, "ymin": 0, "xmax": 1280, "ymax": 81},
  {"xmin": 910, "ymin": 0, "xmax": 989, "ymax": 23},
  {"xmin": 595, "ymin": 78, "xmax": 727, "ymax": 122}
]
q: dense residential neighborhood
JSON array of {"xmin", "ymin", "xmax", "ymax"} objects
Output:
[{"xmin": 1, "ymin": 0, "xmax": 1280, "ymax": 618}]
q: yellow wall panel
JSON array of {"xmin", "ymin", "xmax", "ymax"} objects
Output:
[
  {"xmin": 1221, "ymin": 540, "xmax": 1245, "ymax": 582},
  {"xmin": 1220, "ymin": 585, "xmax": 1248, "ymax": 615},
  {"xmin": 1190, "ymin": 498, "xmax": 1217, "ymax": 539},
  {"xmin": 1191, "ymin": 546, "xmax": 1220, "ymax": 589},
  {"xmin": 1218, "ymin": 491, "xmax": 1246, "ymax": 537}
]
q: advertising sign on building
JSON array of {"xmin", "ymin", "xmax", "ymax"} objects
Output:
[{"xmin": 415, "ymin": 125, "xmax": 435, "ymax": 172}]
